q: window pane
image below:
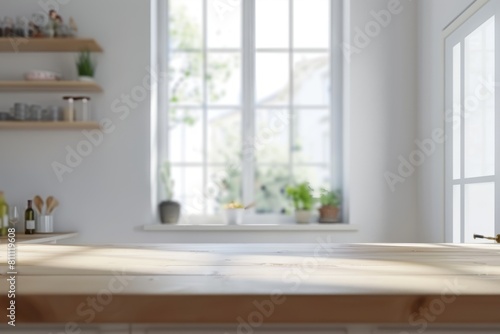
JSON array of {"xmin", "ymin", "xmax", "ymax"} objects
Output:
[
  {"xmin": 171, "ymin": 166, "xmax": 204, "ymax": 215},
  {"xmin": 453, "ymin": 43, "xmax": 461, "ymax": 180},
  {"xmin": 169, "ymin": 109, "xmax": 203, "ymax": 163},
  {"xmin": 208, "ymin": 0, "xmax": 241, "ymax": 48},
  {"xmin": 256, "ymin": 53, "xmax": 290, "ymax": 105},
  {"xmin": 293, "ymin": 165, "xmax": 331, "ymax": 192},
  {"xmin": 256, "ymin": 0, "xmax": 289, "ymax": 49},
  {"xmin": 207, "ymin": 53, "xmax": 241, "ymax": 105},
  {"xmin": 464, "ymin": 16, "xmax": 495, "ymax": 178},
  {"xmin": 464, "ymin": 182, "xmax": 495, "ymax": 243},
  {"xmin": 293, "ymin": 53, "xmax": 330, "ymax": 106},
  {"xmin": 208, "ymin": 109, "xmax": 241, "ymax": 163},
  {"xmin": 255, "ymin": 109, "xmax": 290, "ymax": 164},
  {"xmin": 293, "ymin": 0, "xmax": 329, "ymax": 49},
  {"xmin": 255, "ymin": 166, "xmax": 291, "ymax": 214},
  {"xmin": 453, "ymin": 185, "xmax": 461, "ymax": 243},
  {"xmin": 207, "ymin": 165, "xmax": 242, "ymax": 214},
  {"xmin": 293, "ymin": 109, "xmax": 330, "ymax": 164},
  {"xmin": 170, "ymin": 0, "xmax": 203, "ymax": 50},
  {"xmin": 169, "ymin": 52, "xmax": 203, "ymax": 105}
]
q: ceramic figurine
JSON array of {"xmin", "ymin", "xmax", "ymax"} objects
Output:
[
  {"xmin": 48, "ymin": 9, "xmax": 63, "ymax": 37},
  {"xmin": 4, "ymin": 17, "xmax": 14, "ymax": 37},
  {"xmin": 49, "ymin": 10, "xmax": 63, "ymax": 23},
  {"xmin": 69, "ymin": 17, "xmax": 78, "ymax": 37}
]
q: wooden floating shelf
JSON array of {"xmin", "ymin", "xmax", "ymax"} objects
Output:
[
  {"xmin": 0, "ymin": 38, "xmax": 103, "ymax": 52},
  {"xmin": 0, "ymin": 81, "xmax": 103, "ymax": 92},
  {"xmin": 0, "ymin": 121, "xmax": 101, "ymax": 130}
]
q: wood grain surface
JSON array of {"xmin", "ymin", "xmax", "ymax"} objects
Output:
[{"xmin": 0, "ymin": 243, "xmax": 499, "ymax": 324}]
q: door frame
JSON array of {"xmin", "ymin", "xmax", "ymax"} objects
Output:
[{"xmin": 444, "ymin": 0, "xmax": 500, "ymax": 243}]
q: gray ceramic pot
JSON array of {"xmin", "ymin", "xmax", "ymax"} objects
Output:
[{"xmin": 159, "ymin": 200, "xmax": 181, "ymax": 224}]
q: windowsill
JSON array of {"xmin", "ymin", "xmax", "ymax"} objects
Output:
[{"xmin": 143, "ymin": 222, "xmax": 358, "ymax": 232}]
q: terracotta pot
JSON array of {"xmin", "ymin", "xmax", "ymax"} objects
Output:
[
  {"xmin": 318, "ymin": 205, "xmax": 340, "ymax": 222},
  {"xmin": 159, "ymin": 200, "xmax": 181, "ymax": 224}
]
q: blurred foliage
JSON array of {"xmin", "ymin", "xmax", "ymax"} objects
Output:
[
  {"xmin": 319, "ymin": 188, "xmax": 341, "ymax": 208},
  {"xmin": 286, "ymin": 182, "xmax": 316, "ymax": 211},
  {"xmin": 169, "ymin": 3, "xmax": 236, "ymax": 118}
]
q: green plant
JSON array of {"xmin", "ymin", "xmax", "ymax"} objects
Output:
[
  {"xmin": 319, "ymin": 188, "xmax": 341, "ymax": 208},
  {"xmin": 76, "ymin": 50, "xmax": 96, "ymax": 77},
  {"xmin": 160, "ymin": 162, "xmax": 174, "ymax": 200},
  {"xmin": 286, "ymin": 182, "xmax": 315, "ymax": 211}
]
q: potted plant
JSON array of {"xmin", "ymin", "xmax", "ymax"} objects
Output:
[
  {"xmin": 223, "ymin": 201, "xmax": 245, "ymax": 225},
  {"xmin": 286, "ymin": 182, "xmax": 315, "ymax": 224},
  {"xmin": 159, "ymin": 162, "xmax": 181, "ymax": 224},
  {"xmin": 76, "ymin": 50, "xmax": 96, "ymax": 82},
  {"xmin": 318, "ymin": 188, "xmax": 341, "ymax": 223}
]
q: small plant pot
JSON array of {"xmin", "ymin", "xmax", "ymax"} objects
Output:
[
  {"xmin": 295, "ymin": 210, "xmax": 312, "ymax": 224},
  {"xmin": 159, "ymin": 200, "xmax": 181, "ymax": 224},
  {"xmin": 318, "ymin": 206, "xmax": 340, "ymax": 223},
  {"xmin": 225, "ymin": 208, "xmax": 244, "ymax": 225},
  {"xmin": 78, "ymin": 76, "xmax": 95, "ymax": 82}
]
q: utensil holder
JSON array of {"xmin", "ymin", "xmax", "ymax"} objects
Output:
[{"xmin": 36, "ymin": 215, "xmax": 54, "ymax": 233}]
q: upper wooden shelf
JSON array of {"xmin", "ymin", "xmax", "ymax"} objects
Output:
[
  {"xmin": 0, "ymin": 81, "xmax": 102, "ymax": 93},
  {"xmin": 0, "ymin": 38, "xmax": 103, "ymax": 53}
]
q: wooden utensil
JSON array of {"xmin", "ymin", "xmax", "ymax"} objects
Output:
[
  {"xmin": 47, "ymin": 198, "xmax": 59, "ymax": 215},
  {"xmin": 34, "ymin": 195, "xmax": 44, "ymax": 214},
  {"xmin": 473, "ymin": 234, "xmax": 500, "ymax": 243},
  {"xmin": 244, "ymin": 202, "xmax": 256, "ymax": 210},
  {"xmin": 45, "ymin": 196, "xmax": 54, "ymax": 213}
]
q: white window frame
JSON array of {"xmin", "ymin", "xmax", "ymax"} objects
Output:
[
  {"xmin": 444, "ymin": 0, "xmax": 500, "ymax": 242},
  {"xmin": 151, "ymin": 0, "xmax": 346, "ymax": 223}
]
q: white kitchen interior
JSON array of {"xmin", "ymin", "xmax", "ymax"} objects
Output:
[{"xmin": 1, "ymin": 0, "xmax": 500, "ymax": 333}]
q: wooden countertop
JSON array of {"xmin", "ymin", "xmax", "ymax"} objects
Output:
[{"xmin": 0, "ymin": 243, "xmax": 499, "ymax": 324}]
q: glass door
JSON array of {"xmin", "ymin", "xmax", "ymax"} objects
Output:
[{"xmin": 445, "ymin": 1, "xmax": 499, "ymax": 243}]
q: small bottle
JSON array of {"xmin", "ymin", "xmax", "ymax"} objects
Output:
[
  {"xmin": 15, "ymin": 16, "xmax": 26, "ymax": 37},
  {"xmin": 25, "ymin": 200, "xmax": 35, "ymax": 235},
  {"xmin": 81, "ymin": 97, "xmax": 91, "ymax": 121},
  {"xmin": 63, "ymin": 96, "xmax": 75, "ymax": 122},
  {"xmin": 0, "ymin": 192, "xmax": 9, "ymax": 237}
]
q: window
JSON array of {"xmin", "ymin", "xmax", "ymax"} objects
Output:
[
  {"xmin": 445, "ymin": 0, "xmax": 499, "ymax": 243},
  {"xmin": 157, "ymin": 0, "xmax": 343, "ymax": 219}
]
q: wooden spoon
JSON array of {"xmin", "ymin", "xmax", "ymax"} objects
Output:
[
  {"xmin": 34, "ymin": 195, "xmax": 44, "ymax": 214},
  {"xmin": 45, "ymin": 196, "xmax": 54, "ymax": 215},
  {"xmin": 47, "ymin": 198, "xmax": 59, "ymax": 215},
  {"xmin": 244, "ymin": 202, "xmax": 256, "ymax": 210}
]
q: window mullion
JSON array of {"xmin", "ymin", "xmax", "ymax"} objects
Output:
[
  {"xmin": 158, "ymin": 0, "xmax": 170, "ymax": 187},
  {"xmin": 460, "ymin": 40, "xmax": 465, "ymax": 243},
  {"xmin": 331, "ymin": 0, "xmax": 343, "ymax": 191},
  {"xmin": 202, "ymin": 0, "xmax": 208, "ymax": 215},
  {"xmin": 242, "ymin": 0, "xmax": 256, "ymax": 209},
  {"xmin": 289, "ymin": 0, "xmax": 294, "ymax": 181}
]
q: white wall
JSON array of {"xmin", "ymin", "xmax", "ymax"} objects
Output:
[
  {"xmin": 349, "ymin": 0, "xmax": 419, "ymax": 242},
  {"xmin": 417, "ymin": 0, "xmax": 475, "ymax": 242},
  {"xmin": 0, "ymin": 0, "xmax": 420, "ymax": 244},
  {"xmin": 0, "ymin": 0, "xmax": 152, "ymax": 244}
]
